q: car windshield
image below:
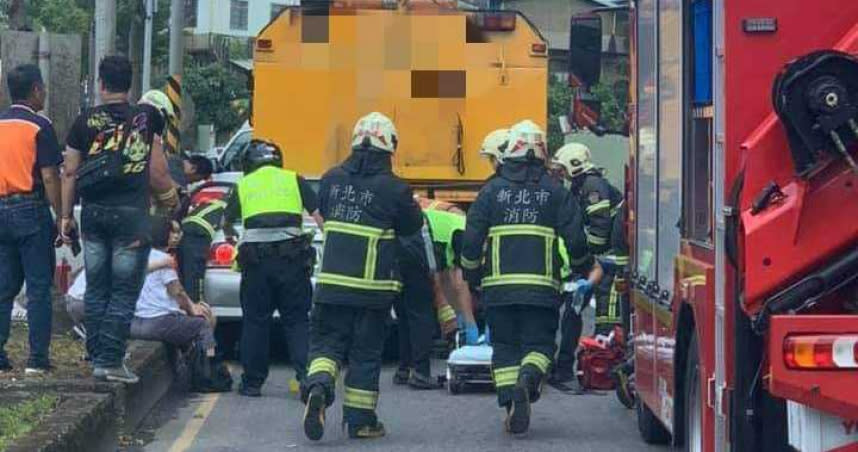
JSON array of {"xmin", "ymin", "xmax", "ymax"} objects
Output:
[{"xmin": 219, "ymin": 130, "xmax": 252, "ymax": 172}]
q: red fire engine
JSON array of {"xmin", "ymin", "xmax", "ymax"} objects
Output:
[{"xmin": 574, "ymin": 0, "xmax": 858, "ymax": 450}]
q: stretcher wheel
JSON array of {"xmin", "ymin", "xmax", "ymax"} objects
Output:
[{"xmin": 448, "ymin": 380, "xmax": 464, "ymax": 395}]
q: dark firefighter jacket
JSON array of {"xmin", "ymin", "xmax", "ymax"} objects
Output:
[
  {"xmin": 573, "ymin": 172, "xmax": 627, "ymax": 266},
  {"xmin": 460, "ymin": 160, "xmax": 594, "ymax": 308},
  {"xmin": 314, "ymin": 150, "xmax": 425, "ymax": 308}
]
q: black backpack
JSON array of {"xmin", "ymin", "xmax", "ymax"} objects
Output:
[{"xmin": 76, "ymin": 107, "xmax": 148, "ymax": 198}]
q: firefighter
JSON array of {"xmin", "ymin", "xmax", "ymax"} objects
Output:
[
  {"xmin": 479, "ymin": 128, "xmax": 509, "ymax": 174},
  {"xmin": 461, "ymin": 120, "xmax": 602, "ymax": 435},
  {"xmin": 302, "ymin": 112, "xmax": 427, "ymax": 441},
  {"xmin": 548, "ymin": 142, "xmax": 627, "ymax": 388},
  {"xmin": 178, "ymin": 196, "xmax": 225, "ymax": 303},
  {"xmin": 223, "ymin": 140, "xmax": 320, "ymax": 397}
]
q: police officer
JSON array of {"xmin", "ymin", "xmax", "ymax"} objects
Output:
[
  {"xmin": 548, "ymin": 142, "xmax": 627, "ymax": 388},
  {"xmin": 461, "ymin": 120, "xmax": 602, "ymax": 436},
  {"xmin": 223, "ymin": 140, "xmax": 320, "ymax": 397},
  {"xmin": 302, "ymin": 112, "xmax": 427, "ymax": 441},
  {"xmin": 423, "ymin": 205, "xmax": 479, "ymax": 345}
]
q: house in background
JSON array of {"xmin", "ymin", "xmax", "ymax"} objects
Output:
[{"xmin": 186, "ymin": 0, "xmax": 299, "ymax": 38}]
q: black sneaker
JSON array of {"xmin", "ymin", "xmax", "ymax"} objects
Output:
[
  {"xmin": 100, "ymin": 364, "xmax": 140, "ymax": 384},
  {"xmin": 505, "ymin": 380, "xmax": 531, "ymax": 436},
  {"xmin": 392, "ymin": 367, "xmax": 410, "ymax": 385},
  {"xmin": 303, "ymin": 386, "xmax": 326, "ymax": 441},
  {"xmin": 407, "ymin": 371, "xmax": 442, "ymax": 390},
  {"xmin": 238, "ymin": 382, "xmax": 262, "ymax": 397},
  {"xmin": 348, "ymin": 422, "xmax": 386, "ymax": 439}
]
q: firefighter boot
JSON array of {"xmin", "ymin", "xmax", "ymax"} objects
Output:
[
  {"xmin": 303, "ymin": 386, "xmax": 327, "ymax": 441},
  {"xmin": 348, "ymin": 422, "xmax": 387, "ymax": 439},
  {"xmin": 505, "ymin": 375, "xmax": 532, "ymax": 436},
  {"xmin": 393, "ymin": 367, "xmax": 410, "ymax": 385},
  {"xmin": 408, "ymin": 370, "xmax": 442, "ymax": 390}
]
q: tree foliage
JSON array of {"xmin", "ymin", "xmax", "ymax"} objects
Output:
[
  {"xmin": 547, "ymin": 76, "xmax": 573, "ymax": 153},
  {"xmin": 185, "ymin": 62, "xmax": 248, "ymax": 134},
  {"xmin": 591, "ymin": 80, "xmax": 629, "ymax": 133},
  {"xmin": 30, "ymin": 0, "xmax": 90, "ymax": 34}
]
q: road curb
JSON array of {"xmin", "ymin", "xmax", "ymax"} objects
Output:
[{"xmin": 3, "ymin": 340, "xmax": 176, "ymax": 451}]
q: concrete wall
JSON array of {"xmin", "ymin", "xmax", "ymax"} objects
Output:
[
  {"xmin": 507, "ymin": 0, "xmax": 598, "ymax": 51},
  {"xmin": 0, "ymin": 31, "xmax": 83, "ymax": 144}
]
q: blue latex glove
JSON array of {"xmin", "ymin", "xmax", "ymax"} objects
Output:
[
  {"xmin": 464, "ymin": 322, "xmax": 480, "ymax": 345},
  {"xmin": 575, "ymin": 278, "xmax": 594, "ymax": 302}
]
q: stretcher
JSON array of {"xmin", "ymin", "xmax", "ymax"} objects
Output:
[{"xmin": 446, "ymin": 341, "xmax": 493, "ymax": 395}]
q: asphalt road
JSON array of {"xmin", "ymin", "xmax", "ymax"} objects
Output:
[{"xmin": 143, "ymin": 361, "xmax": 668, "ymax": 452}]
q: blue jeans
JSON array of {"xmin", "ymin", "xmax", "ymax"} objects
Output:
[
  {"xmin": 82, "ymin": 204, "xmax": 150, "ymax": 368},
  {"xmin": 0, "ymin": 197, "xmax": 56, "ymax": 368}
]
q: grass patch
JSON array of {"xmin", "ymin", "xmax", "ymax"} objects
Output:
[
  {"xmin": 0, "ymin": 394, "xmax": 58, "ymax": 451},
  {"xmin": 3, "ymin": 324, "xmax": 88, "ymax": 380}
]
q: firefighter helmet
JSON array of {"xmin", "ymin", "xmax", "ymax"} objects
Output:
[
  {"xmin": 351, "ymin": 112, "xmax": 398, "ymax": 153},
  {"xmin": 551, "ymin": 142, "xmax": 595, "ymax": 178},
  {"xmin": 243, "ymin": 140, "xmax": 283, "ymax": 173},
  {"xmin": 504, "ymin": 120, "xmax": 547, "ymax": 162},
  {"xmin": 479, "ymin": 128, "xmax": 509, "ymax": 163},
  {"xmin": 139, "ymin": 90, "xmax": 176, "ymax": 122}
]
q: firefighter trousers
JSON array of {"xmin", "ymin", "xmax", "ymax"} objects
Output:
[
  {"xmin": 303, "ymin": 303, "xmax": 388, "ymax": 428},
  {"xmin": 177, "ymin": 230, "xmax": 210, "ymax": 303},
  {"xmin": 554, "ymin": 291, "xmax": 583, "ymax": 381},
  {"xmin": 594, "ymin": 269, "xmax": 621, "ymax": 336},
  {"xmin": 392, "ymin": 265, "xmax": 435, "ymax": 376},
  {"xmin": 239, "ymin": 252, "xmax": 311, "ymax": 388},
  {"xmin": 487, "ymin": 305, "xmax": 559, "ymax": 407}
]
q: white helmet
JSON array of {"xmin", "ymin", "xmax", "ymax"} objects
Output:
[
  {"xmin": 504, "ymin": 120, "xmax": 547, "ymax": 161},
  {"xmin": 351, "ymin": 112, "xmax": 398, "ymax": 153},
  {"xmin": 551, "ymin": 142, "xmax": 595, "ymax": 178},
  {"xmin": 479, "ymin": 128, "xmax": 509, "ymax": 163}
]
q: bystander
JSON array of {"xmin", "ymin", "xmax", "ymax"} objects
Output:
[{"xmin": 0, "ymin": 64, "xmax": 64, "ymax": 374}]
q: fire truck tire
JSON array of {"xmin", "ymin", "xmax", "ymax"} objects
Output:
[
  {"xmin": 684, "ymin": 333, "xmax": 702, "ymax": 452},
  {"xmin": 636, "ymin": 393, "xmax": 671, "ymax": 444}
]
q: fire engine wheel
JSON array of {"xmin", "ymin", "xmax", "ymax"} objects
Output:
[
  {"xmin": 684, "ymin": 333, "xmax": 703, "ymax": 452},
  {"xmin": 636, "ymin": 391, "xmax": 671, "ymax": 444}
]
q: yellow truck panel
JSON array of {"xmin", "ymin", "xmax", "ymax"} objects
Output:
[{"xmin": 252, "ymin": 3, "xmax": 547, "ymax": 186}]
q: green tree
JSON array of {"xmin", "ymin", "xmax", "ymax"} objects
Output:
[
  {"xmin": 547, "ymin": 77, "xmax": 573, "ymax": 154},
  {"xmin": 185, "ymin": 62, "xmax": 249, "ymax": 134},
  {"xmin": 30, "ymin": 0, "xmax": 90, "ymax": 34}
]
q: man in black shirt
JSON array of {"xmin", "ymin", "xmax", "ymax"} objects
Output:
[
  {"xmin": 0, "ymin": 64, "xmax": 63, "ymax": 374},
  {"xmin": 60, "ymin": 56, "xmax": 178, "ymax": 383}
]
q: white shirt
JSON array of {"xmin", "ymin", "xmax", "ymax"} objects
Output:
[
  {"xmin": 66, "ymin": 249, "xmax": 183, "ymax": 318},
  {"xmin": 135, "ymin": 250, "xmax": 184, "ymax": 319}
]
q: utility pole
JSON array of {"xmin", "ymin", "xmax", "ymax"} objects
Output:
[
  {"xmin": 93, "ymin": 0, "xmax": 116, "ymax": 104},
  {"xmin": 142, "ymin": 0, "xmax": 156, "ymax": 92},
  {"xmin": 168, "ymin": 0, "xmax": 184, "ymax": 77}
]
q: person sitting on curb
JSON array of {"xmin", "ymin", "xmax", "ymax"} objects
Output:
[{"xmin": 65, "ymin": 217, "xmax": 230, "ymax": 391}]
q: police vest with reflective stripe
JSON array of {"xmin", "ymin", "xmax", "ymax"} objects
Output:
[
  {"xmin": 316, "ymin": 221, "xmax": 402, "ymax": 293},
  {"xmin": 237, "ymin": 166, "xmax": 304, "ymax": 221},
  {"xmin": 424, "ymin": 209, "xmax": 465, "ymax": 268},
  {"xmin": 481, "ymin": 224, "xmax": 560, "ymax": 291},
  {"xmin": 182, "ymin": 199, "xmax": 226, "ymax": 238}
]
